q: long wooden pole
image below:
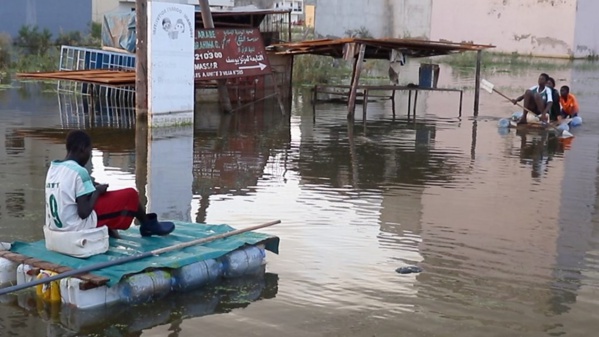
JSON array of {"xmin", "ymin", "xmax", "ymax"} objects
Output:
[
  {"xmin": 0, "ymin": 220, "xmax": 281, "ymax": 296},
  {"xmin": 135, "ymin": 0, "xmax": 148, "ymax": 120},
  {"xmin": 347, "ymin": 43, "xmax": 366, "ymax": 119},
  {"xmin": 198, "ymin": 0, "xmax": 233, "ymax": 113}
]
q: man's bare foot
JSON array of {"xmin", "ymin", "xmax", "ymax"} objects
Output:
[
  {"xmin": 517, "ymin": 118, "xmax": 528, "ymax": 125},
  {"xmin": 108, "ymin": 228, "xmax": 121, "ymax": 239}
]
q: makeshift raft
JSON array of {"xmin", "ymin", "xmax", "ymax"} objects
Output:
[{"xmin": 0, "ymin": 222, "xmax": 279, "ymax": 309}]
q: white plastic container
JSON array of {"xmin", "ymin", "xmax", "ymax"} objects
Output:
[
  {"xmin": 16, "ymin": 264, "xmax": 34, "ymax": 285},
  {"xmin": 44, "ymin": 226, "xmax": 109, "ymax": 258},
  {"xmin": 0, "ymin": 258, "xmax": 17, "ymax": 286},
  {"xmin": 60, "ymin": 278, "xmax": 120, "ymax": 310}
]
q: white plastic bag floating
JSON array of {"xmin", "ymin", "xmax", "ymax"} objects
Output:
[
  {"xmin": 498, "ymin": 118, "xmax": 510, "ymax": 128},
  {"xmin": 511, "ymin": 111, "xmax": 523, "ymax": 121},
  {"xmin": 44, "ymin": 226, "xmax": 109, "ymax": 258}
]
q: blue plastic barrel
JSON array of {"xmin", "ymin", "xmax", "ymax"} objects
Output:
[
  {"xmin": 119, "ymin": 270, "xmax": 173, "ymax": 304},
  {"xmin": 222, "ymin": 246, "xmax": 266, "ymax": 278},
  {"xmin": 172, "ymin": 259, "xmax": 223, "ymax": 291},
  {"xmin": 419, "ymin": 64, "xmax": 439, "ymax": 88}
]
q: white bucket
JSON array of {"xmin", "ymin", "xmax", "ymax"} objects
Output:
[{"xmin": 44, "ymin": 226, "xmax": 109, "ymax": 258}]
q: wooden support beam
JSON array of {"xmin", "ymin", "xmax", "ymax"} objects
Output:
[
  {"xmin": 347, "ymin": 43, "xmax": 366, "ymax": 119},
  {"xmin": 199, "ymin": 0, "xmax": 233, "ymax": 113},
  {"xmin": 473, "ymin": 50, "xmax": 482, "ymax": 116},
  {"xmin": 362, "ymin": 89, "xmax": 368, "ymax": 122},
  {"xmin": 135, "ymin": 0, "xmax": 148, "ymax": 120}
]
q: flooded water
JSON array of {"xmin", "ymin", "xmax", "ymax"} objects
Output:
[{"xmin": 1, "ymin": 60, "xmax": 599, "ymax": 337}]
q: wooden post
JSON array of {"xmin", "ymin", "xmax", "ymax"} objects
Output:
[
  {"xmin": 135, "ymin": 0, "xmax": 148, "ymax": 121},
  {"xmin": 135, "ymin": 118, "xmax": 148, "ymax": 208},
  {"xmin": 473, "ymin": 50, "xmax": 482, "ymax": 116},
  {"xmin": 362, "ymin": 89, "xmax": 368, "ymax": 122},
  {"xmin": 199, "ymin": 0, "xmax": 232, "ymax": 113},
  {"xmin": 413, "ymin": 90, "xmax": 418, "ymax": 117},
  {"xmin": 407, "ymin": 90, "xmax": 412, "ymax": 115},
  {"xmin": 347, "ymin": 120, "xmax": 359, "ymax": 187},
  {"xmin": 347, "ymin": 43, "xmax": 366, "ymax": 119},
  {"xmin": 471, "ymin": 120, "xmax": 477, "ymax": 161},
  {"xmin": 459, "ymin": 90, "xmax": 463, "ymax": 117}
]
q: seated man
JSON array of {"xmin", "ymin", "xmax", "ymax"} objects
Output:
[
  {"xmin": 546, "ymin": 77, "xmax": 561, "ymax": 122},
  {"xmin": 511, "ymin": 73, "xmax": 553, "ymax": 124},
  {"xmin": 559, "ymin": 85, "xmax": 579, "ymax": 119},
  {"xmin": 45, "ymin": 130, "xmax": 175, "ymax": 239}
]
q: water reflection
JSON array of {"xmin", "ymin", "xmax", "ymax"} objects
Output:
[
  {"xmin": 2, "ymin": 272, "xmax": 278, "ymax": 337},
  {"xmin": 192, "ymin": 102, "xmax": 290, "ymax": 223},
  {"xmin": 1, "ymin": 61, "xmax": 599, "ymax": 336}
]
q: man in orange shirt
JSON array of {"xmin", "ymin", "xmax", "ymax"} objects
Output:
[{"xmin": 559, "ymin": 85, "xmax": 579, "ymax": 119}]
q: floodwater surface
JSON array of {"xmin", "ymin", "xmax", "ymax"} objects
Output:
[{"xmin": 1, "ymin": 61, "xmax": 599, "ymax": 337}]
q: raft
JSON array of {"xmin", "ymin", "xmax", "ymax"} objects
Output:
[{"xmin": 0, "ymin": 222, "xmax": 279, "ymax": 309}]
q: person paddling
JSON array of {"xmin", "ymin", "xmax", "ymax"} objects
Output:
[
  {"xmin": 546, "ymin": 77, "xmax": 561, "ymax": 122},
  {"xmin": 45, "ymin": 130, "xmax": 175, "ymax": 239},
  {"xmin": 511, "ymin": 73, "xmax": 553, "ymax": 124}
]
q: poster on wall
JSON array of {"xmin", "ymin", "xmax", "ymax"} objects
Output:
[{"xmin": 147, "ymin": 1, "xmax": 195, "ymax": 123}]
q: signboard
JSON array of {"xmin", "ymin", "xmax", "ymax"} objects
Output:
[
  {"xmin": 147, "ymin": 2, "xmax": 195, "ymax": 125},
  {"xmin": 194, "ymin": 28, "xmax": 272, "ymax": 81}
]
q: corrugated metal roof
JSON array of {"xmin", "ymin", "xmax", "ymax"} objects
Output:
[{"xmin": 267, "ymin": 37, "xmax": 496, "ymax": 59}]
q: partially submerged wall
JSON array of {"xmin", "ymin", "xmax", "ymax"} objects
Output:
[
  {"xmin": 573, "ymin": 0, "xmax": 599, "ymax": 58},
  {"xmin": 314, "ymin": 0, "xmax": 388, "ymax": 38},
  {"xmin": 430, "ymin": 0, "xmax": 577, "ymax": 58}
]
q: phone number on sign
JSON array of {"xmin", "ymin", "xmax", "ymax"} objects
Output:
[{"xmin": 194, "ymin": 51, "xmax": 223, "ymax": 61}]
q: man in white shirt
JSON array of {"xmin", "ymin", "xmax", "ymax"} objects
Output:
[
  {"xmin": 45, "ymin": 130, "xmax": 175, "ymax": 239},
  {"xmin": 511, "ymin": 73, "xmax": 553, "ymax": 124}
]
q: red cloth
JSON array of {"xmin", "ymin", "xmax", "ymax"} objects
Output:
[{"xmin": 94, "ymin": 188, "xmax": 139, "ymax": 230}]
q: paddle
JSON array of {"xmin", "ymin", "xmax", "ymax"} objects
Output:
[
  {"xmin": 0, "ymin": 220, "xmax": 281, "ymax": 296},
  {"xmin": 481, "ymin": 79, "xmax": 573, "ymax": 138}
]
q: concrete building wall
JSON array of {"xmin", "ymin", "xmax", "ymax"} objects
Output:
[
  {"xmin": 315, "ymin": 0, "xmax": 388, "ymax": 38},
  {"xmin": 390, "ymin": 0, "xmax": 431, "ymax": 39},
  {"xmin": 92, "ymin": 0, "xmax": 121, "ymax": 22},
  {"xmin": 430, "ymin": 0, "xmax": 577, "ymax": 58},
  {"xmin": 573, "ymin": 0, "xmax": 599, "ymax": 58}
]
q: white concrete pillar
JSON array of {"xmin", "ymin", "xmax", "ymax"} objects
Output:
[
  {"xmin": 147, "ymin": 1, "xmax": 195, "ymax": 127},
  {"xmin": 146, "ymin": 125, "xmax": 194, "ymax": 222}
]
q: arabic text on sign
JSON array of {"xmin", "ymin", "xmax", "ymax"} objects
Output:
[{"xmin": 238, "ymin": 46, "xmax": 256, "ymax": 53}]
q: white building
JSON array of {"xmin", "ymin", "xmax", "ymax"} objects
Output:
[
  {"xmin": 92, "ymin": 0, "xmax": 235, "ymax": 22},
  {"xmin": 273, "ymin": 0, "xmax": 304, "ymax": 25},
  {"xmin": 314, "ymin": 0, "xmax": 599, "ymax": 59}
]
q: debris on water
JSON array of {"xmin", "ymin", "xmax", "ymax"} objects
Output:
[{"xmin": 395, "ymin": 266, "xmax": 422, "ymax": 274}]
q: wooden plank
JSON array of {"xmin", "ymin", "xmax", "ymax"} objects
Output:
[{"xmin": 0, "ymin": 250, "xmax": 109, "ymax": 288}]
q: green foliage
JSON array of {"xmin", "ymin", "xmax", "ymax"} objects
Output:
[
  {"xmin": 15, "ymin": 25, "xmax": 53, "ymax": 55},
  {"xmin": 1, "ymin": 22, "xmax": 103, "ymax": 74},
  {"xmin": 293, "ymin": 55, "xmax": 351, "ymax": 84},
  {"xmin": 0, "ymin": 33, "xmax": 12, "ymax": 70}
]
